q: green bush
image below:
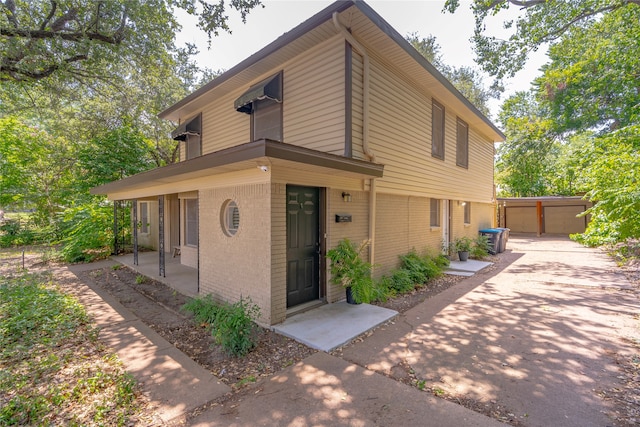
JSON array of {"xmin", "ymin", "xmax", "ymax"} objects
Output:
[
  {"xmin": 58, "ymin": 202, "xmax": 114, "ymax": 263},
  {"xmin": 389, "ymin": 269, "xmax": 415, "ymax": 293},
  {"xmin": 326, "ymin": 239, "xmax": 375, "ymax": 303},
  {"xmin": 183, "ymin": 296, "xmax": 260, "ymax": 357},
  {"xmin": 399, "ymin": 250, "xmax": 443, "ymax": 285},
  {"xmin": 471, "ymin": 235, "xmax": 491, "ymax": 259}
]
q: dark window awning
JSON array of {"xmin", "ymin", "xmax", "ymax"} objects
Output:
[
  {"xmin": 234, "ymin": 72, "xmax": 282, "ymax": 114},
  {"xmin": 171, "ymin": 114, "xmax": 201, "ymax": 141}
]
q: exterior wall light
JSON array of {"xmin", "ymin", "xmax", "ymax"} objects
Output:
[{"xmin": 342, "ymin": 192, "xmax": 352, "ymax": 202}]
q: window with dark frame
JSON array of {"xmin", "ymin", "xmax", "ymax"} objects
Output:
[
  {"xmin": 140, "ymin": 202, "xmax": 149, "ymax": 234},
  {"xmin": 464, "ymin": 202, "xmax": 471, "ymax": 224},
  {"xmin": 431, "ymin": 99, "xmax": 445, "ymax": 160},
  {"xmin": 184, "ymin": 199, "xmax": 198, "ymax": 247},
  {"xmin": 185, "ymin": 133, "xmax": 201, "ymax": 160},
  {"xmin": 430, "ymin": 198, "xmax": 441, "ymax": 227},
  {"xmin": 456, "ymin": 118, "xmax": 469, "ymax": 168},
  {"xmin": 171, "ymin": 113, "xmax": 202, "ymax": 161},
  {"xmin": 252, "ymin": 98, "xmax": 283, "ymax": 142}
]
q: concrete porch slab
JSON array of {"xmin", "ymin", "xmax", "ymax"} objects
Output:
[
  {"xmin": 446, "ymin": 259, "xmax": 492, "ymax": 274},
  {"xmin": 273, "ymin": 302, "xmax": 398, "ymax": 352}
]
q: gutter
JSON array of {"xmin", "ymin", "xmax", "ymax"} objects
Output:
[{"xmin": 333, "ymin": 11, "xmax": 377, "ymax": 267}]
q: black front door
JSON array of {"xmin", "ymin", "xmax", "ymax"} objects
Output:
[{"xmin": 286, "ymin": 185, "xmax": 320, "ymax": 307}]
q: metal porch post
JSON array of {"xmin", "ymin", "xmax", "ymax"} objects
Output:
[
  {"xmin": 133, "ymin": 199, "xmax": 138, "ymax": 265},
  {"xmin": 113, "ymin": 201, "xmax": 118, "ymax": 255},
  {"xmin": 159, "ymin": 195, "xmax": 165, "ymax": 277}
]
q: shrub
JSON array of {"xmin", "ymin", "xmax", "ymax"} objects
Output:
[
  {"xmin": 326, "ymin": 239, "xmax": 375, "ymax": 303},
  {"xmin": 399, "ymin": 250, "xmax": 443, "ymax": 285},
  {"xmin": 183, "ymin": 296, "xmax": 260, "ymax": 357},
  {"xmin": 389, "ymin": 269, "xmax": 415, "ymax": 293},
  {"xmin": 471, "ymin": 235, "xmax": 490, "ymax": 259},
  {"xmin": 58, "ymin": 202, "xmax": 113, "ymax": 263}
]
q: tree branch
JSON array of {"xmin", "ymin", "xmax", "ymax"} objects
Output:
[
  {"xmin": 2, "ymin": 54, "xmax": 88, "ymax": 81},
  {"xmin": 39, "ymin": 1, "xmax": 58, "ymax": 31},
  {"xmin": 1, "ymin": 28, "xmax": 124, "ymax": 45}
]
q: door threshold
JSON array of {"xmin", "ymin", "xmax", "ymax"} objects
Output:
[{"xmin": 286, "ymin": 300, "xmax": 325, "ymax": 317}]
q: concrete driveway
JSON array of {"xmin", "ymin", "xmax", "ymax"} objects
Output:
[{"xmin": 340, "ymin": 235, "xmax": 638, "ymax": 426}]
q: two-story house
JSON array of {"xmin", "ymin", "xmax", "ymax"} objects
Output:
[{"xmin": 92, "ymin": 0, "xmax": 504, "ymax": 326}]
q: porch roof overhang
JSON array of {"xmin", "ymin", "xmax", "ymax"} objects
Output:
[{"xmin": 90, "ymin": 139, "xmax": 384, "ymax": 200}]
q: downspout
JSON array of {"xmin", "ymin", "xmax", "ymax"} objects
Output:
[{"xmin": 333, "ymin": 12, "xmax": 377, "ymax": 266}]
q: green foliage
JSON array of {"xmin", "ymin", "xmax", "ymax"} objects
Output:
[
  {"xmin": 452, "ymin": 236, "xmax": 473, "ymax": 253},
  {"xmin": 536, "ymin": 6, "xmax": 640, "ymax": 133},
  {"xmin": 326, "ymin": 239, "xmax": 376, "ymax": 304},
  {"xmin": 443, "ymin": 0, "xmax": 639, "ymax": 84},
  {"xmin": 183, "ymin": 295, "xmax": 261, "ymax": 357},
  {"xmin": 572, "ymin": 126, "xmax": 640, "ymax": 245},
  {"xmin": 379, "ymin": 250, "xmax": 448, "ymax": 297},
  {"xmin": 0, "ymin": 272, "xmax": 142, "ymax": 425},
  {"xmin": 399, "ymin": 250, "xmax": 442, "ymax": 285},
  {"xmin": 471, "ymin": 235, "xmax": 491, "ymax": 260},
  {"xmin": 58, "ymin": 202, "xmax": 114, "ymax": 263}
]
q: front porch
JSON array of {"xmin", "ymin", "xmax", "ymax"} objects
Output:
[{"xmin": 113, "ymin": 251, "xmax": 199, "ymax": 297}]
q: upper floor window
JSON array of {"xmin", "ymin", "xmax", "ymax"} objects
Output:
[
  {"xmin": 431, "ymin": 99, "xmax": 445, "ymax": 160},
  {"xmin": 235, "ymin": 71, "xmax": 283, "ymax": 142},
  {"xmin": 456, "ymin": 118, "xmax": 469, "ymax": 168},
  {"xmin": 171, "ymin": 113, "xmax": 202, "ymax": 160}
]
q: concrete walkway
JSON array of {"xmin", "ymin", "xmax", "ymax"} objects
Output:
[
  {"xmin": 64, "ymin": 261, "xmax": 230, "ymax": 424},
  {"xmin": 339, "ymin": 235, "xmax": 638, "ymax": 427}
]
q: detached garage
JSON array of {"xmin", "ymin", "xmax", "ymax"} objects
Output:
[{"xmin": 497, "ymin": 197, "xmax": 592, "ymax": 235}]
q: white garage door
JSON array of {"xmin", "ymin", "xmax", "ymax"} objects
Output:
[
  {"xmin": 544, "ymin": 205, "xmax": 587, "ymax": 234},
  {"xmin": 505, "ymin": 207, "xmax": 538, "ymax": 233}
]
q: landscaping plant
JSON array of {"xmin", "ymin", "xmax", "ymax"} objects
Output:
[
  {"xmin": 326, "ymin": 239, "xmax": 376, "ymax": 304},
  {"xmin": 183, "ymin": 295, "xmax": 261, "ymax": 357}
]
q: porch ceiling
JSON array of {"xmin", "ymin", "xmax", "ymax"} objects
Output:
[{"xmin": 90, "ymin": 139, "xmax": 384, "ymax": 200}]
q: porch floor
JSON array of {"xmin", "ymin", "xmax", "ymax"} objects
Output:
[
  {"xmin": 112, "ymin": 251, "xmax": 198, "ymax": 297},
  {"xmin": 273, "ymin": 302, "xmax": 398, "ymax": 352}
]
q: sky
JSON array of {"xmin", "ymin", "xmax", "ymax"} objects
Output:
[{"xmin": 175, "ymin": 0, "xmax": 549, "ymax": 120}]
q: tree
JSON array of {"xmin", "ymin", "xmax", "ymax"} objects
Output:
[
  {"xmin": 495, "ymin": 91, "xmax": 555, "ymax": 196},
  {"xmin": 535, "ymin": 5, "xmax": 640, "ymax": 133},
  {"xmin": 1, "ymin": 0, "xmax": 261, "ymax": 83},
  {"xmin": 443, "ymin": 0, "xmax": 640, "ymax": 82},
  {"xmin": 574, "ymin": 126, "xmax": 640, "ymax": 245},
  {"xmin": 406, "ymin": 33, "xmax": 498, "ymax": 117}
]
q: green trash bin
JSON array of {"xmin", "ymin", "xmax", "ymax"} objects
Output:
[{"xmin": 479, "ymin": 228, "xmax": 501, "ymax": 255}]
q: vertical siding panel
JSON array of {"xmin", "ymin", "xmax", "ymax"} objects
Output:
[{"xmin": 284, "ymin": 36, "xmax": 345, "ymax": 154}]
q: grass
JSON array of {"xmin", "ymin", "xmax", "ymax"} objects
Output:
[{"xmin": 0, "ymin": 271, "xmax": 146, "ymax": 426}]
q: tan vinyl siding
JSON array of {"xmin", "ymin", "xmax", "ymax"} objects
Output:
[
  {"xmin": 450, "ymin": 201, "xmax": 494, "ymax": 242},
  {"xmin": 201, "ymin": 91, "xmax": 249, "ymax": 155},
  {"xmin": 374, "ymin": 194, "xmax": 441, "ymax": 277},
  {"xmin": 364, "ymin": 53, "xmax": 494, "ymax": 203},
  {"xmin": 284, "ymin": 36, "xmax": 345, "ymax": 154},
  {"xmin": 326, "ymin": 189, "xmax": 369, "ymax": 303},
  {"xmin": 351, "ymin": 50, "xmax": 364, "ymax": 160}
]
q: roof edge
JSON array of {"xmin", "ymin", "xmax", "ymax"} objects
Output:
[
  {"xmin": 159, "ymin": 0, "xmax": 354, "ymax": 121},
  {"xmin": 351, "ymin": 1, "xmax": 505, "ymax": 141}
]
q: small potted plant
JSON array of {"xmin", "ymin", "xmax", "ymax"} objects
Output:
[{"xmin": 453, "ymin": 236, "xmax": 473, "ymax": 261}]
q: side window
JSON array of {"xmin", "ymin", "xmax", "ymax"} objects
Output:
[
  {"xmin": 430, "ymin": 198, "xmax": 441, "ymax": 227},
  {"xmin": 456, "ymin": 118, "xmax": 469, "ymax": 168},
  {"xmin": 171, "ymin": 114, "xmax": 202, "ymax": 160},
  {"xmin": 140, "ymin": 202, "xmax": 149, "ymax": 234},
  {"xmin": 184, "ymin": 199, "xmax": 198, "ymax": 247},
  {"xmin": 464, "ymin": 202, "xmax": 471, "ymax": 224},
  {"xmin": 252, "ymin": 99, "xmax": 282, "ymax": 142},
  {"xmin": 431, "ymin": 100, "xmax": 445, "ymax": 160}
]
